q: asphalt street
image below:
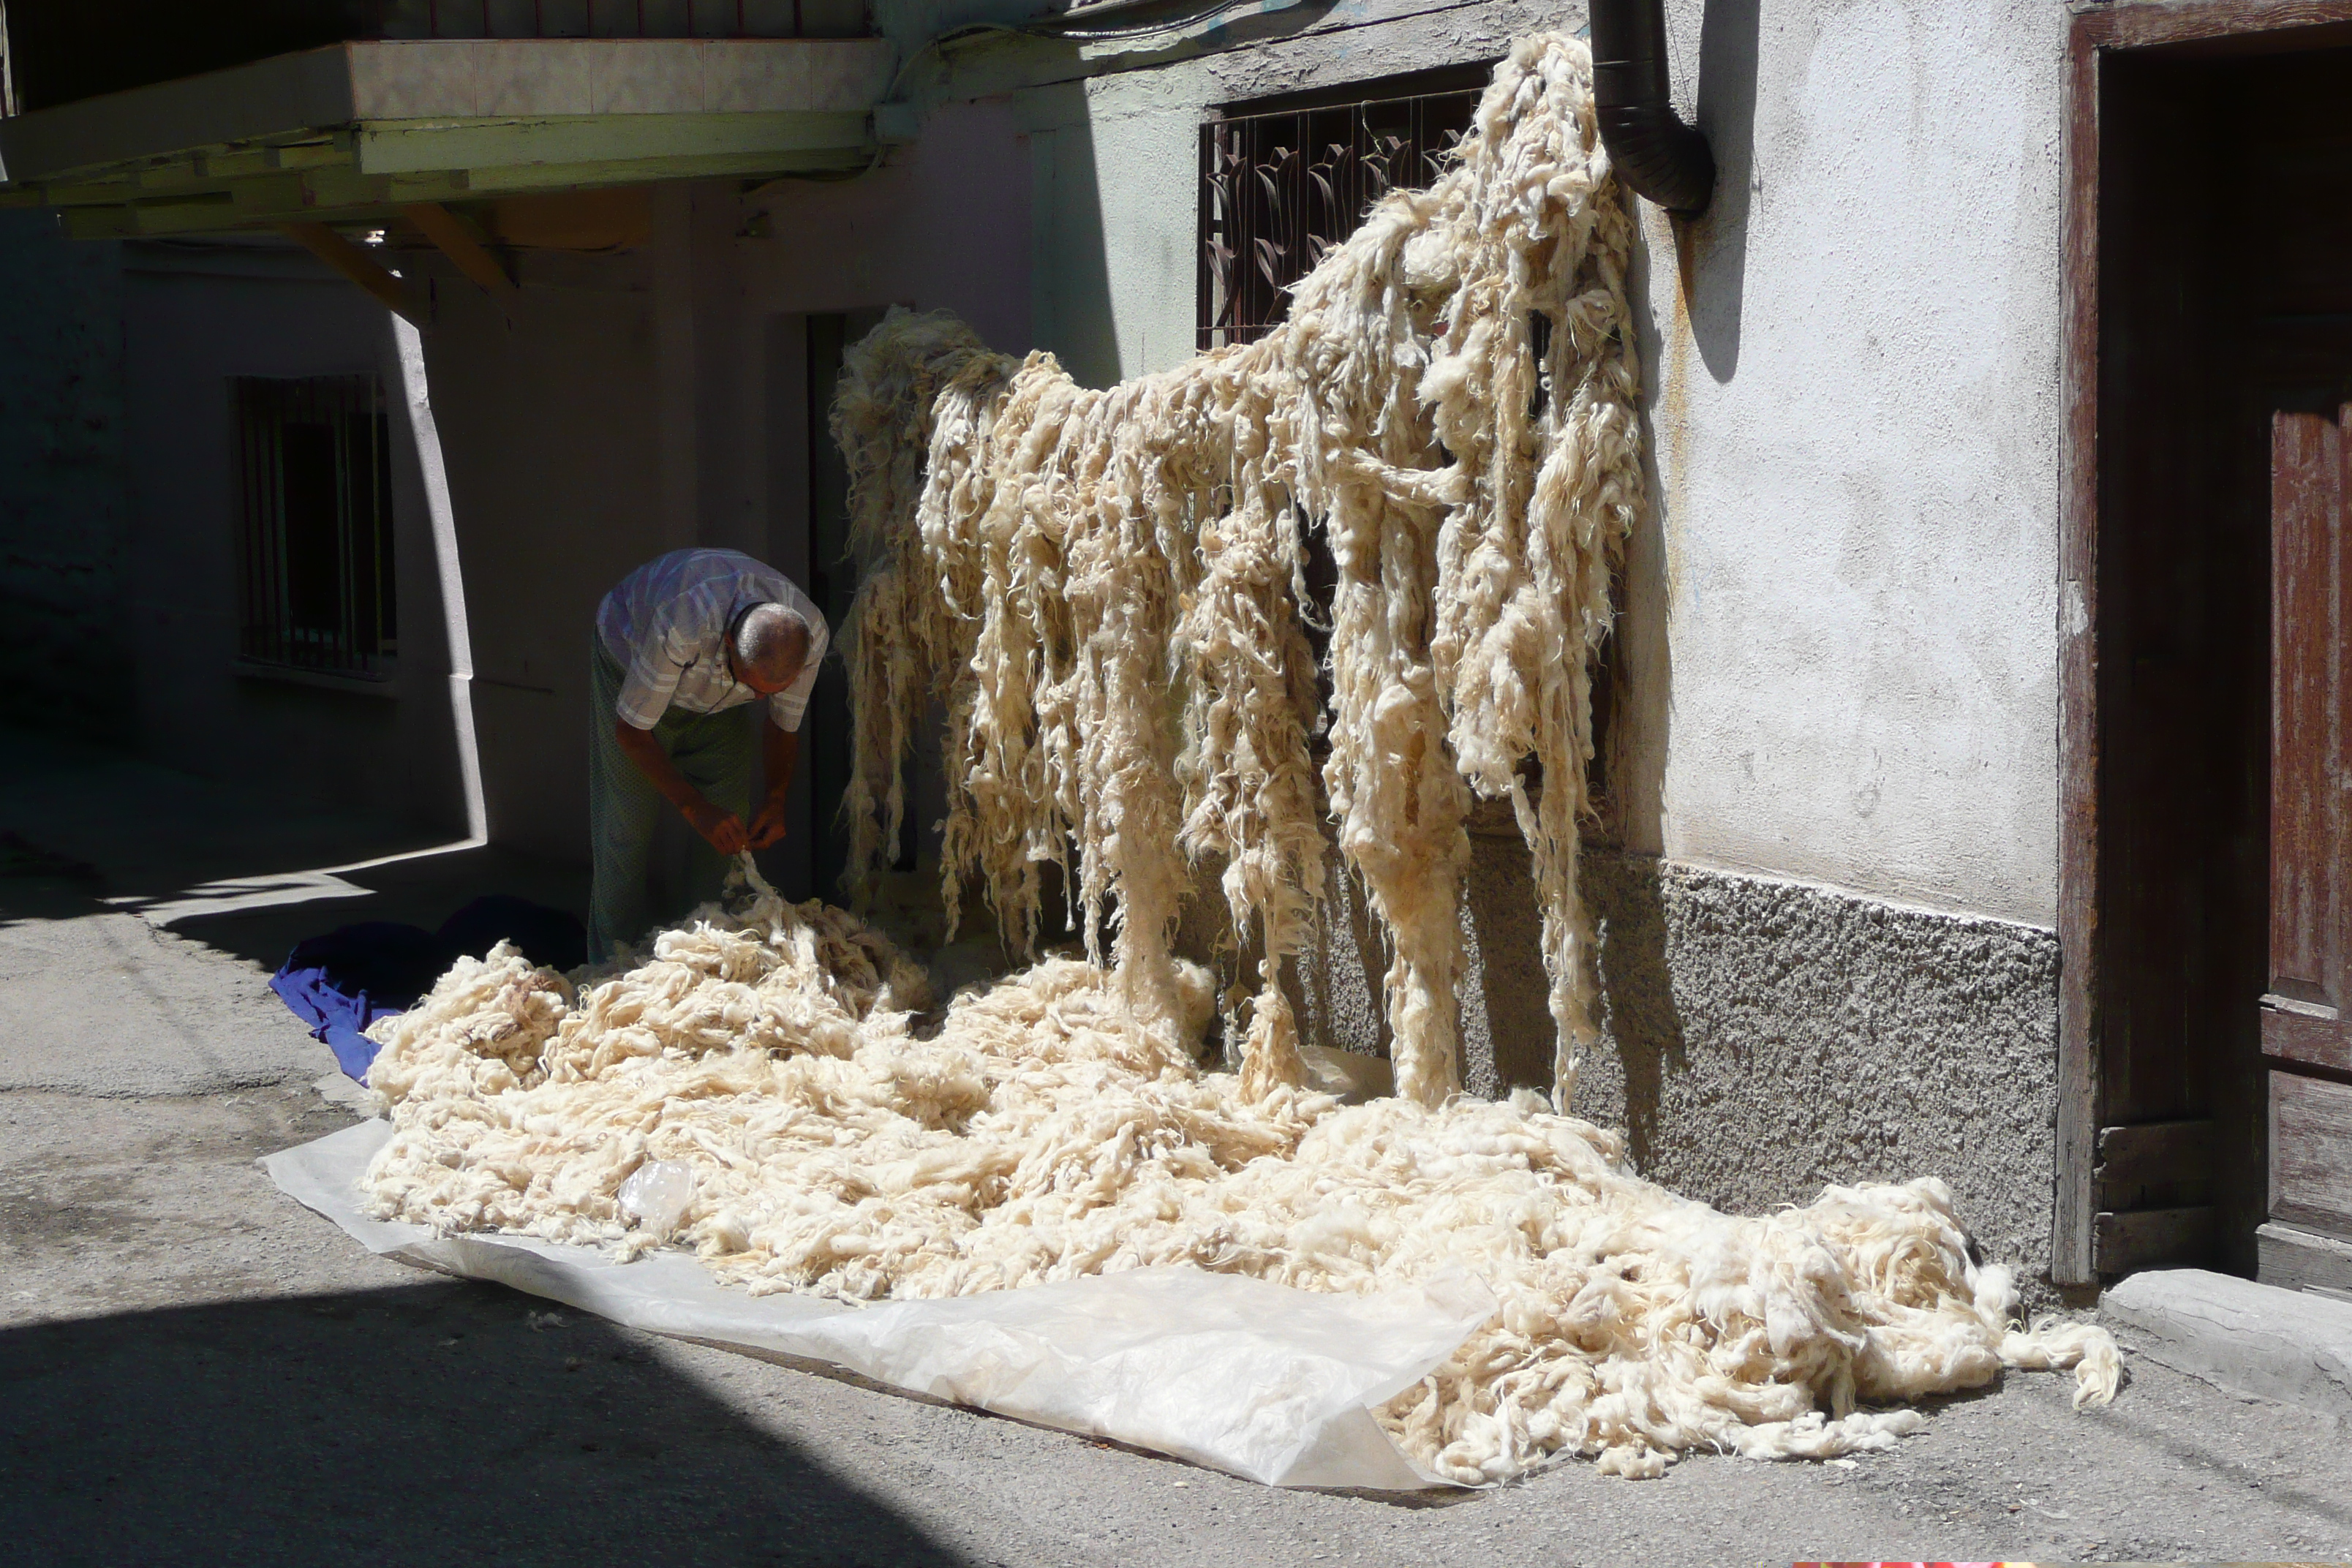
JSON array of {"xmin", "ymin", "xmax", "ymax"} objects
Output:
[{"xmin": 3, "ymin": 726, "xmax": 2347, "ymax": 1566}]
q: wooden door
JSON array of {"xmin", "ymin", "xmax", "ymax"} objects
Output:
[
  {"xmin": 2262, "ymin": 380, "xmax": 2352, "ymax": 1297},
  {"xmin": 2090, "ymin": 48, "xmax": 2352, "ymax": 1284}
]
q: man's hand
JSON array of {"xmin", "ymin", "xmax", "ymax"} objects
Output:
[
  {"xmin": 747, "ymin": 795, "xmax": 791, "ymax": 850},
  {"xmin": 680, "ymin": 799, "xmax": 750, "ymax": 856}
]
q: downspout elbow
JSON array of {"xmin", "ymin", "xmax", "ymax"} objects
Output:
[{"xmin": 1589, "ymin": 0, "xmax": 1714, "ymax": 215}]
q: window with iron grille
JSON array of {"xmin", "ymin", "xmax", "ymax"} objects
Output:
[
  {"xmin": 233, "ymin": 376, "xmax": 397, "ymax": 679},
  {"xmin": 1196, "ymin": 65, "xmax": 1490, "ymax": 352}
]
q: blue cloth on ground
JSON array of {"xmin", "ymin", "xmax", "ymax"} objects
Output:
[{"xmin": 269, "ymin": 897, "xmax": 586, "ymax": 1082}]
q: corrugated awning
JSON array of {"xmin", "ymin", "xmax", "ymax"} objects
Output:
[{"xmin": 0, "ymin": 37, "xmax": 895, "ymax": 238}]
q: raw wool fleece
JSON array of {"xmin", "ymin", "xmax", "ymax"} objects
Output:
[
  {"xmin": 833, "ymin": 33, "xmax": 1639, "ymax": 1107},
  {"xmin": 361, "ymin": 858, "xmax": 2122, "ymax": 1485}
]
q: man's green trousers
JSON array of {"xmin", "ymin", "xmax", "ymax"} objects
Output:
[{"xmin": 587, "ymin": 636, "xmax": 755, "ymax": 962}]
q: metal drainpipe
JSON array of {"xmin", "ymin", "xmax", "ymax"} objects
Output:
[{"xmin": 1588, "ymin": 0, "xmax": 1714, "ymax": 214}]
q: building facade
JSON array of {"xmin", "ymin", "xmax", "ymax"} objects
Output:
[{"xmin": 5, "ymin": 0, "xmax": 2348, "ymax": 1299}]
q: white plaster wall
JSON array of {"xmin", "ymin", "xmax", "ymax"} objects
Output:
[
  {"xmin": 1055, "ymin": 71, "xmax": 1202, "ymax": 384},
  {"xmin": 1627, "ymin": 0, "xmax": 2068, "ymax": 926},
  {"xmin": 1006, "ymin": 0, "xmax": 2069, "ymax": 927}
]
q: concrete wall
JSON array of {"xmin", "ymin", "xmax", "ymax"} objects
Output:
[
  {"xmin": 117, "ymin": 242, "xmax": 469, "ymax": 833},
  {"xmin": 0, "ymin": 212, "xmax": 128, "ymax": 738}
]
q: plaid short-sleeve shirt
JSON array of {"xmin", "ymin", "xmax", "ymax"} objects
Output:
[{"xmin": 595, "ymin": 549, "xmax": 827, "ymax": 733}]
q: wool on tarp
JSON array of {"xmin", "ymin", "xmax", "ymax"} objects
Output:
[{"xmin": 358, "ymin": 858, "xmax": 2120, "ymax": 1485}]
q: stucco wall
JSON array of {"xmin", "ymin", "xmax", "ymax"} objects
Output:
[
  {"xmin": 396, "ymin": 96, "xmax": 1031, "ymax": 881},
  {"xmin": 1294, "ymin": 832, "xmax": 2062, "ymax": 1289},
  {"xmin": 0, "ymin": 212, "xmax": 128, "ymax": 737},
  {"xmin": 118, "ymin": 244, "xmax": 467, "ymax": 832},
  {"xmin": 1569, "ymin": 851, "xmax": 2060, "ymax": 1293},
  {"xmin": 416, "ymin": 268, "xmax": 665, "ymax": 864},
  {"xmin": 1000, "ymin": 0, "xmax": 2068, "ymax": 927},
  {"xmin": 1624, "ymin": 0, "xmax": 2068, "ymax": 927}
]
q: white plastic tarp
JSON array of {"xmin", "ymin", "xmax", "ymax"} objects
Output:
[{"xmin": 265, "ymin": 1121, "xmax": 1490, "ymax": 1490}]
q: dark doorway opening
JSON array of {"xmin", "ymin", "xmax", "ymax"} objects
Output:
[
  {"xmin": 802, "ymin": 308, "xmax": 890, "ymax": 902},
  {"xmin": 2089, "ymin": 38, "xmax": 2352, "ymax": 1284}
]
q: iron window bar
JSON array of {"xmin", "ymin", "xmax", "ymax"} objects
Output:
[{"xmin": 1197, "ymin": 85, "xmax": 1482, "ymax": 352}]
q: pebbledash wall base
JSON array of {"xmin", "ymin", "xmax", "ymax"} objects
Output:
[{"xmin": 1299, "ymin": 845, "xmax": 2061, "ymax": 1300}]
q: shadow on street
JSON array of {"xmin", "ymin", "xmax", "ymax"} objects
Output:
[
  {"xmin": 0, "ymin": 1280, "xmax": 965, "ymax": 1567},
  {"xmin": 0, "ymin": 721, "xmax": 587, "ymax": 974}
]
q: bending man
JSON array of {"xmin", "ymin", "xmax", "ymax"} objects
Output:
[{"xmin": 589, "ymin": 547, "xmax": 826, "ymax": 960}]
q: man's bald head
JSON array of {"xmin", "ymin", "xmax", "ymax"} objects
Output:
[{"xmin": 731, "ymin": 603, "xmax": 812, "ymax": 694}]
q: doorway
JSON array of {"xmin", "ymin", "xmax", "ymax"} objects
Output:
[
  {"xmin": 801, "ymin": 307, "xmax": 889, "ymax": 904},
  {"xmin": 2072, "ymin": 21, "xmax": 2352, "ymax": 1287}
]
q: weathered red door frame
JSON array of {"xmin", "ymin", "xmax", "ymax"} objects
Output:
[{"xmin": 2057, "ymin": 0, "xmax": 2352, "ymax": 1284}]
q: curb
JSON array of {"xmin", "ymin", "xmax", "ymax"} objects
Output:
[{"xmin": 2099, "ymin": 1266, "xmax": 2352, "ymax": 1420}]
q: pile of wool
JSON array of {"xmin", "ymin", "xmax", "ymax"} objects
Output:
[
  {"xmin": 361, "ymin": 860, "xmax": 2120, "ymax": 1485},
  {"xmin": 832, "ymin": 31, "xmax": 1640, "ymax": 1108}
]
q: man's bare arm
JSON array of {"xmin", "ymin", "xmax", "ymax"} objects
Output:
[{"xmin": 748, "ymin": 718, "xmax": 799, "ymax": 849}]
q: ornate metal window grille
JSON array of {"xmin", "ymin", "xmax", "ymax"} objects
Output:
[
  {"xmin": 234, "ymin": 375, "xmax": 397, "ymax": 679},
  {"xmin": 1197, "ymin": 75, "xmax": 1485, "ymax": 352}
]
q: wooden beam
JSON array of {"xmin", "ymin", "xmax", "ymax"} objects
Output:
[
  {"xmin": 128, "ymin": 194, "xmax": 236, "ymax": 232},
  {"xmin": 2270, "ymin": 1069, "xmax": 2352, "ymax": 1234},
  {"xmin": 402, "ymin": 202, "xmax": 515, "ymax": 295},
  {"xmin": 199, "ymin": 148, "xmax": 276, "ymax": 179},
  {"xmin": 2258, "ymin": 1218, "xmax": 2352, "ymax": 1296},
  {"xmin": 2093, "ymin": 1206, "xmax": 2217, "ymax": 1274},
  {"xmin": 2076, "ymin": 0, "xmax": 2352, "ymax": 51},
  {"xmin": 2054, "ymin": 12, "xmax": 2103, "ymax": 1288},
  {"xmin": 266, "ymin": 137, "xmax": 350, "ymax": 172},
  {"xmin": 39, "ymin": 176, "xmax": 141, "ymax": 206},
  {"xmin": 456, "ymin": 146, "xmax": 869, "ymax": 193},
  {"xmin": 278, "ymin": 222, "xmax": 421, "ymax": 326},
  {"xmin": 2095, "ymin": 1119, "xmax": 2216, "ymax": 1187}
]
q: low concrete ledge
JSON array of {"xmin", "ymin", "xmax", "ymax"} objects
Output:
[{"xmin": 2100, "ymin": 1267, "xmax": 2352, "ymax": 1420}]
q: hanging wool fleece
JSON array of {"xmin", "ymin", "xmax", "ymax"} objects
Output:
[
  {"xmin": 834, "ymin": 32, "xmax": 1639, "ymax": 1107},
  {"xmin": 360, "ymin": 862, "xmax": 2120, "ymax": 1485}
]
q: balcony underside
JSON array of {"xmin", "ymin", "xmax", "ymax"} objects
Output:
[{"xmin": 0, "ymin": 38, "xmax": 893, "ymax": 238}]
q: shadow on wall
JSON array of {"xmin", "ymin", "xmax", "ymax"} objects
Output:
[
  {"xmin": 1568, "ymin": 0, "xmax": 1759, "ymax": 1139},
  {"xmin": 1584, "ymin": 850, "xmax": 1689, "ymax": 1172},
  {"xmin": 0, "ymin": 213, "xmax": 129, "ymax": 739},
  {"xmin": 1683, "ymin": 0, "xmax": 1762, "ymax": 382},
  {"xmin": 1026, "ymin": 91, "xmax": 1120, "ymax": 384},
  {"xmin": 0, "ymin": 1281, "xmax": 963, "ymax": 1566}
]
